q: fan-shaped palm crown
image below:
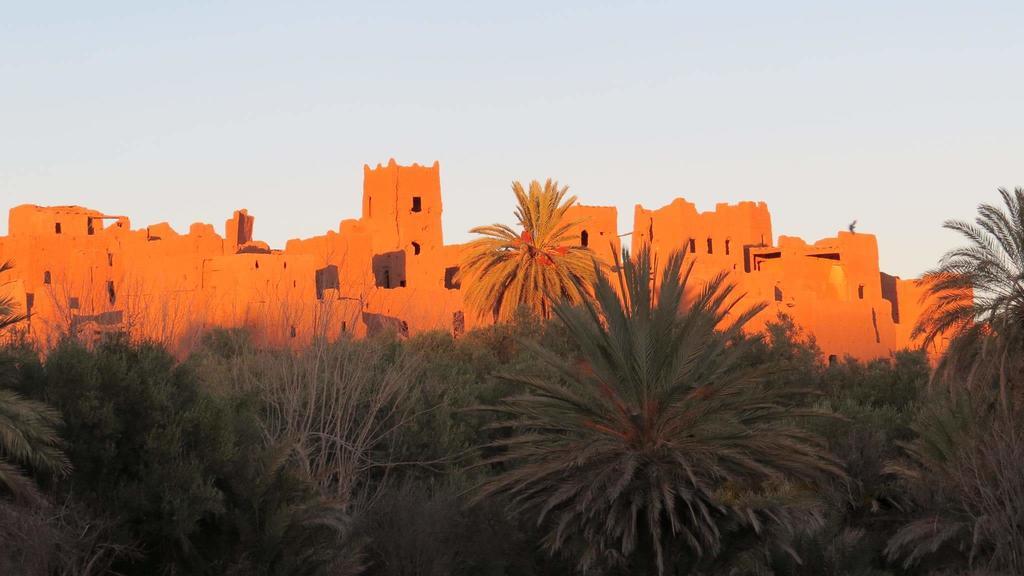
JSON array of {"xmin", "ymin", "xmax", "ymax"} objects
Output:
[
  {"xmin": 478, "ymin": 247, "xmax": 841, "ymax": 575},
  {"xmin": 458, "ymin": 179, "xmax": 596, "ymax": 322},
  {"xmin": 915, "ymin": 187, "xmax": 1024, "ymax": 409}
]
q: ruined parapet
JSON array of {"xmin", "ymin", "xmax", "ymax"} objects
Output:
[
  {"xmin": 633, "ymin": 199, "xmax": 772, "ymax": 277},
  {"xmin": 9, "ymin": 204, "xmax": 127, "ymax": 239},
  {"xmin": 225, "ymin": 209, "xmax": 255, "ymax": 253},
  {"xmin": 564, "ymin": 204, "xmax": 620, "ymax": 265},
  {"xmin": 0, "ymin": 161, "xmax": 938, "ymax": 361}
]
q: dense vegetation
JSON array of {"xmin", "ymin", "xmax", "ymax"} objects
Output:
[{"xmin": 1, "ymin": 187, "xmax": 1022, "ymax": 575}]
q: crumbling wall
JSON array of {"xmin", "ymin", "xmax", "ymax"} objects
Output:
[{"xmin": 0, "ymin": 161, "xmax": 941, "ymax": 360}]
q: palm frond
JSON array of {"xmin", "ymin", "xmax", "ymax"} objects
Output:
[
  {"xmin": 915, "ymin": 187, "xmax": 1024, "ymax": 410},
  {"xmin": 477, "ymin": 246, "xmax": 842, "ymax": 574},
  {"xmin": 459, "ymin": 179, "xmax": 597, "ymax": 322}
]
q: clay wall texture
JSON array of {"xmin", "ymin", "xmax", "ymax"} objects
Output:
[{"xmin": 0, "ymin": 159, "xmax": 942, "ymax": 359}]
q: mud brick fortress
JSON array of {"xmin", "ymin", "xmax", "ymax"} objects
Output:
[{"xmin": 0, "ymin": 159, "xmax": 939, "ymax": 360}]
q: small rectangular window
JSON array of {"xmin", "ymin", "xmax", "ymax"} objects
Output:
[
  {"xmin": 688, "ymin": 238, "xmax": 696, "ymax": 253},
  {"xmin": 69, "ymin": 297, "xmax": 80, "ymax": 310},
  {"xmin": 444, "ymin": 267, "xmax": 461, "ymax": 290},
  {"xmin": 411, "ymin": 196, "xmax": 422, "ymax": 212},
  {"xmin": 55, "ymin": 222, "xmax": 62, "ymax": 234},
  {"xmin": 858, "ymin": 284, "xmax": 865, "ymax": 299},
  {"xmin": 43, "ymin": 271, "xmax": 52, "ymax": 284},
  {"xmin": 107, "ymin": 281, "xmax": 116, "ymax": 305},
  {"xmin": 706, "ymin": 238, "xmax": 713, "ymax": 254},
  {"xmin": 725, "ymin": 240, "xmax": 731, "ymax": 255}
]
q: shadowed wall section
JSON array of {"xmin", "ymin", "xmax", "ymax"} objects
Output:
[{"xmin": 0, "ymin": 159, "xmax": 943, "ymax": 360}]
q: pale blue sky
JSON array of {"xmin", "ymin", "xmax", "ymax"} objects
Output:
[{"xmin": 2, "ymin": 1, "xmax": 1021, "ymax": 277}]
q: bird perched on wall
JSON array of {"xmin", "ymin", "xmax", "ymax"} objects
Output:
[{"xmin": 848, "ymin": 219, "xmax": 858, "ymax": 234}]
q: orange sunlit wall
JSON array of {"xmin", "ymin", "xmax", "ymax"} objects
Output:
[{"xmin": 0, "ymin": 159, "xmax": 941, "ymax": 360}]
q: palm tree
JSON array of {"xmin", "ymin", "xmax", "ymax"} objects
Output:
[
  {"xmin": 477, "ymin": 247, "xmax": 842, "ymax": 575},
  {"xmin": 886, "ymin": 392, "xmax": 1024, "ymax": 574},
  {"xmin": 0, "ymin": 260, "xmax": 27, "ymax": 333},
  {"xmin": 914, "ymin": 187, "xmax": 1024, "ymax": 411},
  {"xmin": 458, "ymin": 179, "xmax": 596, "ymax": 322},
  {"xmin": 220, "ymin": 441, "xmax": 365, "ymax": 576},
  {"xmin": 0, "ymin": 261, "xmax": 69, "ymax": 502}
]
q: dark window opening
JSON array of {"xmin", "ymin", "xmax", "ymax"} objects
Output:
[
  {"xmin": 858, "ymin": 284, "xmax": 865, "ymax": 299},
  {"xmin": 412, "ymin": 242, "xmax": 421, "ymax": 255},
  {"xmin": 341, "ymin": 321, "xmax": 347, "ymax": 333},
  {"xmin": 43, "ymin": 271, "xmax": 51, "ymax": 284},
  {"xmin": 752, "ymin": 250, "xmax": 782, "ymax": 271},
  {"xmin": 444, "ymin": 267, "xmax": 461, "ymax": 290},
  {"xmin": 452, "ymin": 311, "xmax": 465, "ymax": 337},
  {"xmin": 581, "ymin": 230, "xmax": 589, "ymax": 247},
  {"xmin": 87, "ymin": 218, "xmax": 95, "ymax": 235},
  {"xmin": 107, "ymin": 253, "xmax": 114, "ymax": 267},
  {"xmin": 368, "ymin": 196, "xmax": 372, "ymax": 217},
  {"xmin": 106, "ymin": 281, "xmax": 116, "ymax": 305},
  {"xmin": 373, "ymin": 251, "xmax": 405, "ymax": 289},
  {"xmin": 283, "ymin": 261, "xmax": 287, "ymax": 269},
  {"xmin": 290, "ymin": 326, "xmax": 297, "ymax": 338},
  {"xmin": 255, "ymin": 261, "xmax": 260, "ymax": 270},
  {"xmin": 725, "ymin": 239, "xmax": 731, "ymax": 255},
  {"xmin": 55, "ymin": 222, "xmax": 62, "ymax": 234},
  {"xmin": 316, "ymin": 265, "xmax": 340, "ymax": 300},
  {"xmin": 808, "ymin": 252, "xmax": 841, "ymax": 261},
  {"xmin": 399, "ymin": 279, "xmax": 406, "ymax": 287},
  {"xmin": 25, "ymin": 293, "xmax": 34, "ymax": 313},
  {"xmin": 411, "ymin": 196, "xmax": 422, "ymax": 212},
  {"xmin": 774, "ymin": 286, "xmax": 783, "ymax": 302},
  {"xmin": 648, "ymin": 221, "xmax": 654, "ymax": 242},
  {"xmin": 69, "ymin": 297, "xmax": 80, "ymax": 310},
  {"xmin": 707, "ymin": 238, "xmax": 713, "ymax": 254},
  {"xmin": 688, "ymin": 238, "xmax": 696, "ymax": 253},
  {"xmin": 293, "ymin": 280, "xmax": 296, "ymax": 288},
  {"xmin": 828, "ymin": 354, "xmax": 838, "ymax": 366},
  {"xmin": 880, "ymin": 272, "xmax": 901, "ymax": 324}
]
